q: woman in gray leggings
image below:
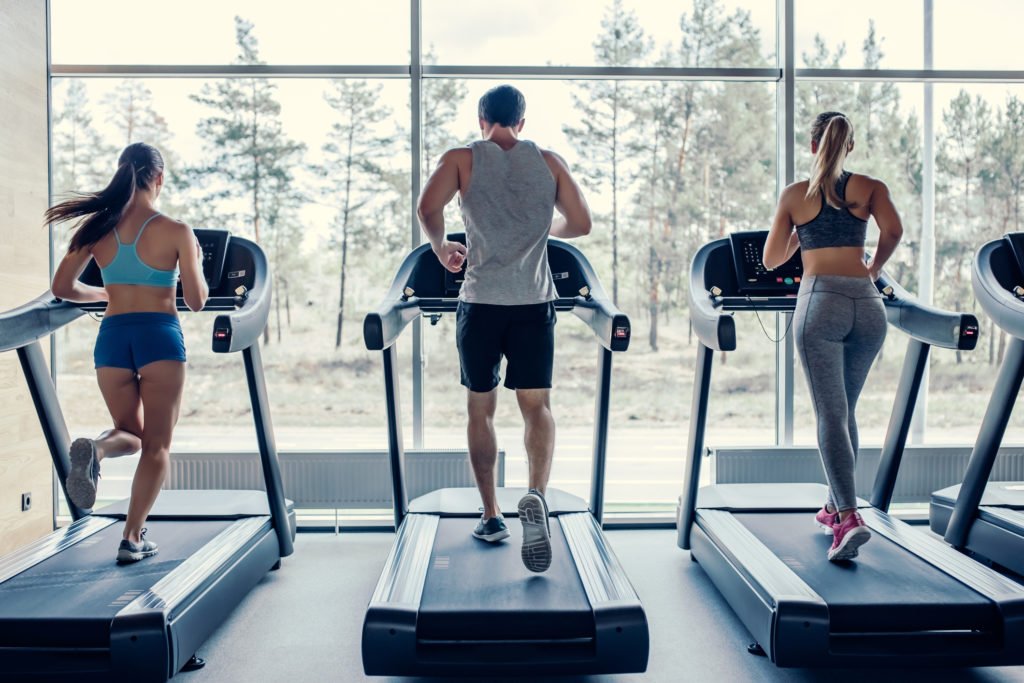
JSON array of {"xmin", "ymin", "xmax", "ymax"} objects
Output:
[{"xmin": 763, "ymin": 112, "xmax": 903, "ymax": 561}]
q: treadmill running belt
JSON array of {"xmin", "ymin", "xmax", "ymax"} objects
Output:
[
  {"xmin": 0, "ymin": 519, "xmax": 233, "ymax": 646},
  {"xmin": 735, "ymin": 512, "xmax": 998, "ymax": 633},
  {"xmin": 419, "ymin": 517, "xmax": 593, "ymax": 640}
]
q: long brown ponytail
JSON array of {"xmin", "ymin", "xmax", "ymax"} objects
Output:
[
  {"xmin": 806, "ymin": 112, "xmax": 855, "ymax": 209},
  {"xmin": 45, "ymin": 142, "xmax": 164, "ymax": 252}
]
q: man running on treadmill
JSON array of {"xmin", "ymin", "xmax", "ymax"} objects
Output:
[{"xmin": 417, "ymin": 84, "xmax": 592, "ymax": 573}]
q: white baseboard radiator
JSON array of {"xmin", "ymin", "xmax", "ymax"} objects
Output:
[
  {"xmin": 165, "ymin": 449, "xmax": 504, "ymax": 509},
  {"xmin": 707, "ymin": 445, "xmax": 1024, "ymax": 504}
]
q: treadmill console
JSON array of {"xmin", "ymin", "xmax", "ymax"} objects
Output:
[
  {"xmin": 442, "ymin": 235, "xmax": 468, "ymax": 297},
  {"xmin": 729, "ymin": 230, "xmax": 802, "ymax": 296},
  {"xmin": 439, "ymin": 234, "xmax": 590, "ymax": 300},
  {"xmin": 1003, "ymin": 232, "xmax": 1024, "ymax": 286},
  {"xmin": 196, "ymin": 229, "xmax": 230, "ymax": 289}
]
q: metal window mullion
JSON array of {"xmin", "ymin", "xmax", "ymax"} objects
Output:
[
  {"xmin": 49, "ymin": 64, "xmax": 411, "ymax": 78},
  {"xmin": 46, "ymin": 0, "xmax": 58, "ymax": 529},
  {"xmin": 911, "ymin": 0, "xmax": 936, "ymax": 445},
  {"xmin": 410, "ymin": 0, "xmax": 424, "ymax": 449},
  {"xmin": 423, "ymin": 65, "xmax": 781, "ymax": 81},
  {"xmin": 776, "ymin": 0, "xmax": 796, "ymax": 446},
  {"xmin": 796, "ymin": 68, "xmax": 1024, "ymax": 83}
]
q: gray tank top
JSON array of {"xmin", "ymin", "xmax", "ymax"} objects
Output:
[{"xmin": 459, "ymin": 139, "xmax": 558, "ymax": 305}]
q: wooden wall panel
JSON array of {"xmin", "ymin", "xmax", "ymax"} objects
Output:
[{"xmin": 0, "ymin": 1, "xmax": 53, "ymax": 555}]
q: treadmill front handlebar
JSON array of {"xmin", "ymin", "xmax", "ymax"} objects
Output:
[
  {"xmin": 362, "ymin": 237, "xmax": 631, "ymax": 352},
  {"xmin": 688, "ymin": 240, "xmax": 737, "ymax": 351}
]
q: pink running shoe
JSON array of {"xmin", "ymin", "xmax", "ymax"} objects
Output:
[
  {"xmin": 814, "ymin": 506, "xmax": 838, "ymax": 534},
  {"xmin": 828, "ymin": 511, "xmax": 871, "ymax": 561}
]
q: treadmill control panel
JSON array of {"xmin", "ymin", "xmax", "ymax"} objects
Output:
[{"xmin": 729, "ymin": 231, "xmax": 802, "ymax": 296}]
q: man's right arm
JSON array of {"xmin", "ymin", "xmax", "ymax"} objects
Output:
[
  {"xmin": 417, "ymin": 149, "xmax": 467, "ymax": 273},
  {"xmin": 543, "ymin": 151, "xmax": 592, "ymax": 239}
]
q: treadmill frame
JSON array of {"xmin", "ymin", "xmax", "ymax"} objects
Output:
[
  {"xmin": 0, "ymin": 233, "xmax": 294, "ymax": 680},
  {"xmin": 360, "ymin": 235, "xmax": 648, "ymax": 676},
  {"xmin": 676, "ymin": 237, "xmax": 1024, "ymax": 667},
  {"xmin": 931, "ymin": 236, "xmax": 1024, "ymax": 576}
]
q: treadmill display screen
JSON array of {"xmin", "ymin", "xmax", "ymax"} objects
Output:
[
  {"xmin": 195, "ymin": 229, "xmax": 230, "ymax": 288},
  {"xmin": 729, "ymin": 230, "xmax": 803, "ymax": 295},
  {"xmin": 1003, "ymin": 232, "xmax": 1024, "ymax": 282}
]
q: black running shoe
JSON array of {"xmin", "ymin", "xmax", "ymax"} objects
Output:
[
  {"xmin": 67, "ymin": 438, "xmax": 100, "ymax": 509},
  {"xmin": 518, "ymin": 489, "xmax": 551, "ymax": 573},
  {"xmin": 472, "ymin": 516, "xmax": 510, "ymax": 542},
  {"xmin": 117, "ymin": 529, "xmax": 159, "ymax": 564}
]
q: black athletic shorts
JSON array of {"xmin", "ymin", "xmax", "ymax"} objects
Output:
[{"xmin": 456, "ymin": 301, "xmax": 556, "ymax": 392}]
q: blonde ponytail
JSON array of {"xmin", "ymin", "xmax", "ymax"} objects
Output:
[{"xmin": 806, "ymin": 112, "xmax": 855, "ymax": 209}]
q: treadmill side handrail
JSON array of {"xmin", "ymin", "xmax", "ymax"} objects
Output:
[
  {"xmin": 875, "ymin": 269, "xmax": 978, "ymax": 350},
  {"xmin": 0, "ymin": 293, "xmax": 87, "ymax": 353}
]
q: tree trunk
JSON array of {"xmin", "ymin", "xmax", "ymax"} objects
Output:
[
  {"xmin": 336, "ymin": 121, "xmax": 356, "ymax": 348},
  {"xmin": 283, "ymin": 277, "xmax": 291, "ymax": 326}
]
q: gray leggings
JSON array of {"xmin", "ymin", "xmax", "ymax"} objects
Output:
[{"xmin": 794, "ymin": 275, "xmax": 886, "ymax": 511}]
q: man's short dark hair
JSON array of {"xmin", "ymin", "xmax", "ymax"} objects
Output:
[{"xmin": 478, "ymin": 85, "xmax": 526, "ymax": 127}]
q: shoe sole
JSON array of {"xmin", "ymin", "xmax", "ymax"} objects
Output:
[
  {"xmin": 67, "ymin": 438, "xmax": 98, "ymax": 510},
  {"xmin": 815, "ymin": 518, "xmax": 837, "ymax": 534},
  {"xmin": 116, "ymin": 547, "xmax": 159, "ymax": 564},
  {"xmin": 518, "ymin": 495, "xmax": 551, "ymax": 573},
  {"xmin": 828, "ymin": 526, "xmax": 871, "ymax": 561},
  {"xmin": 472, "ymin": 528, "xmax": 510, "ymax": 543}
]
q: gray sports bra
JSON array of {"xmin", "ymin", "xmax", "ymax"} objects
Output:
[{"xmin": 795, "ymin": 171, "xmax": 867, "ymax": 251}]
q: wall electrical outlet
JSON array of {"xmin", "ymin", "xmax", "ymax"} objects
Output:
[{"xmin": 21, "ymin": 492, "xmax": 31, "ymax": 512}]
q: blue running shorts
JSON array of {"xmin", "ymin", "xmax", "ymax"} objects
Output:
[{"xmin": 94, "ymin": 312, "xmax": 187, "ymax": 372}]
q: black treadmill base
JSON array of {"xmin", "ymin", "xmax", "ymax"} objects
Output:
[{"xmin": 691, "ymin": 514, "xmax": 1024, "ymax": 668}]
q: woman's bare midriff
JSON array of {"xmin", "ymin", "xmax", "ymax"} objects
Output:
[
  {"xmin": 800, "ymin": 246, "xmax": 871, "ymax": 278},
  {"xmin": 104, "ymin": 284, "xmax": 178, "ymax": 317}
]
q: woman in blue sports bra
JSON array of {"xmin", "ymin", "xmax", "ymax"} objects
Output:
[
  {"xmin": 764, "ymin": 112, "xmax": 904, "ymax": 562},
  {"xmin": 47, "ymin": 142, "xmax": 208, "ymax": 564}
]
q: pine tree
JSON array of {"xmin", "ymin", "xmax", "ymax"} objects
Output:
[
  {"xmin": 103, "ymin": 80, "xmax": 170, "ymax": 148},
  {"xmin": 189, "ymin": 17, "xmax": 306, "ymax": 342},
  {"xmin": 421, "ymin": 46, "xmax": 472, "ymax": 179},
  {"xmin": 51, "ymin": 80, "xmax": 109, "ymax": 196},
  {"xmin": 321, "ymin": 79, "xmax": 395, "ymax": 348},
  {"xmin": 562, "ymin": 0, "xmax": 651, "ymax": 305},
  {"xmin": 630, "ymin": 0, "xmax": 767, "ymax": 350},
  {"xmin": 190, "ymin": 16, "xmax": 305, "ymax": 245},
  {"xmin": 51, "ymin": 80, "xmax": 112, "ymax": 248}
]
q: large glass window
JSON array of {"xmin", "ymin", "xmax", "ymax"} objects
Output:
[
  {"xmin": 48, "ymin": 1, "xmax": 1024, "ymax": 521},
  {"xmin": 423, "ymin": 0, "xmax": 776, "ymax": 68}
]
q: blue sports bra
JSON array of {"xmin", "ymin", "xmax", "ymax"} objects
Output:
[
  {"xmin": 100, "ymin": 213, "xmax": 180, "ymax": 287},
  {"xmin": 795, "ymin": 171, "xmax": 868, "ymax": 251}
]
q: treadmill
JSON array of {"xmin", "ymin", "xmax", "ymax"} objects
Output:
[
  {"xmin": 360, "ymin": 234, "xmax": 648, "ymax": 676},
  {"xmin": 931, "ymin": 232, "xmax": 1024, "ymax": 577},
  {"xmin": 0, "ymin": 230, "xmax": 295, "ymax": 681},
  {"xmin": 677, "ymin": 231, "xmax": 1024, "ymax": 667}
]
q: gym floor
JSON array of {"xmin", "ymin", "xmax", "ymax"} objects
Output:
[{"xmin": 186, "ymin": 529, "xmax": 1024, "ymax": 682}]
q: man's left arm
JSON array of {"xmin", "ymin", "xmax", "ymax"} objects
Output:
[
  {"xmin": 417, "ymin": 149, "xmax": 467, "ymax": 273},
  {"xmin": 544, "ymin": 151, "xmax": 592, "ymax": 239}
]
